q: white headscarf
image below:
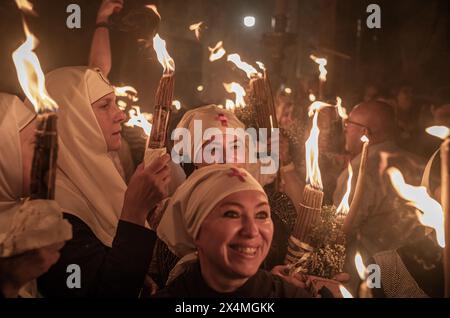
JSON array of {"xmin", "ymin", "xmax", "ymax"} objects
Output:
[
  {"xmin": 175, "ymin": 105, "xmax": 246, "ymax": 163},
  {"xmin": 0, "ymin": 93, "xmax": 38, "ymax": 297},
  {"xmin": 175, "ymin": 105, "xmax": 276, "ymax": 186},
  {"xmin": 0, "ymin": 93, "xmax": 35, "ymax": 232},
  {"xmin": 157, "ymin": 164, "xmax": 267, "ymax": 282},
  {"xmin": 45, "ymin": 67, "xmax": 126, "ymax": 247}
]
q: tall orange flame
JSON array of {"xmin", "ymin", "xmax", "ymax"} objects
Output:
[
  {"xmin": 114, "ymin": 85, "xmax": 139, "ymax": 102},
  {"xmin": 153, "ymin": 34, "xmax": 175, "ymax": 75},
  {"xmin": 227, "ymin": 53, "xmax": 260, "ymax": 79},
  {"xmin": 426, "ymin": 126, "xmax": 450, "ymax": 140},
  {"xmin": 189, "ymin": 21, "xmax": 203, "ymax": 40},
  {"xmin": 12, "ymin": 20, "xmax": 58, "ymax": 113},
  {"xmin": 172, "ymin": 100, "xmax": 182, "ymax": 110},
  {"xmin": 305, "ymin": 103, "xmax": 327, "ymax": 189},
  {"xmin": 387, "ymin": 167, "xmax": 445, "ymax": 248},
  {"xmin": 15, "ymin": 0, "xmax": 35, "ymax": 15},
  {"xmin": 125, "ymin": 106, "xmax": 153, "ymax": 136},
  {"xmin": 225, "ymin": 99, "xmax": 235, "ymax": 111},
  {"xmin": 208, "ymin": 41, "xmax": 226, "ymax": 62},
  {"xmin": 337, "ymin": 163, "xmax": 353, "ymax": 216},
  {"xmin": 145, "ymin": 5, "xmax": 161, "ymax": 19},
  {"xmin": 223, "ymin": 82, "xmax": 246, "ymax": 108},
  {"xmin": 310, "ymin": 54, "xmax": 328, "ymax": 82},
  {"xmin": 339, "ymin": 285, "xmax": 353, "ymax": 298},
  {"xmin": 355, "ymin": 252, "xmax": 366, "ymax": 280},
  {"xmin": 336, "ymin": 97, "xmax": 348, "ymax": 120}
]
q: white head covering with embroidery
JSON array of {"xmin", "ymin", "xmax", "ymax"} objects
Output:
[
  {"xmin": 174, "ymin": 105, "xmax": 276, "ymax": 186},
  {"xmin": 45, "ymin": 66, "xmax": 126, "ymax": 247},
  {"xmin": 157, "ymin": 164, "xmax": 267, "ymax": 283}
]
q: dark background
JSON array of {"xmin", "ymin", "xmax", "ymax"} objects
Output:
[{"xmin": 0, "ymin": 0, "xmax": 449, "ymax": 111}]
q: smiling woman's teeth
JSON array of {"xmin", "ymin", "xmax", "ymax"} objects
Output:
[{"xmin": 234, "ymin": 246, "xmax": 257, "ymax": 256}]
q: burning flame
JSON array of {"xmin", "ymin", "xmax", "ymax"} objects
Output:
[
  {"xmin": 336, "ymin": 97, "xmax": 348, "ymax": 120},
  {"xmin": 339, "ymin": 285, "xmax": 353, "ymax": 298},
  {"xmin": 309, "ymin": 93, "xmax": 316, "ymax": 102},
  {"xmin": 387, "ymin": 167, "xmax": 445, "ymax": 248},
  {"xmin": 361, "ymin": 135, "xmax": 369, "ymax": 143},
  {"xmin": 337, "ymin": 163, "xmax": 353, "ymax": 216},
  {"xmin": 310, "ymin": 55, "xmax": 328, "ymax": 82},
  {"xmin": 227, "ymin": 53, "xmax": 260, "ymax": 79},
  {"xmin": 305, "ymin": 106, "xmax": 323, "ymax": 189},
  {"xmin": 189, "ymin": 21, "xmax": 203, "ymax": 40},
  {"xmin": 223, "ymin": 82, "xmax": 246, "ymax": 108},
  {"xmin": 208, "ymin": 41, "xmax": 226, "ymax": 62},
  {"xmin": 256, "ymin": 61, "xmax": 265, "ymax": 71},
  {"xmin": 145, "ymin": 5, "xmax": 161, "ymax": 19},
  {"xmin": 114, "ymin": 85, "xmax": 139, "ymax": 102},
  {"xmin": 426, "ymin": 126, "xmax": 450, "ymax": 140},
  {"xmin": 284, "ymin": 87, "xmax": 292, "ymax": 94},
  {"xmin": 197, "ymin": 85, "xmax": 204, "ymax": 92},
  {"xmin": 225, "ymin": 99, "xmax": 235, "ymax": 111},
  {"xmin": 355, "ymin": 252, "xmax": 366, "ymax": 281},
  {"xmin": 15, "ymin": 0, "xmax": 35, "ymax": 15},
  {"xmin": 117, "ymin": 100, "xmax": 127, "ymax": 111},
  {"xmin": 308, "ymin": 101, "xmax": 332, "ymax": 117},
  {"xmin": 153, "ymin": 34, "xmax": 175, "ymax": 75},
  {"xmin": 125, "ymin": 106, "xmax": 153, "ymax": 136},
  {"xmin": 12, "ymin": 21, "xmax": 58, "ymax": 113},
  {"xmin": 172, "ymin": 100, "xmax": 181, "ymax": 110}
]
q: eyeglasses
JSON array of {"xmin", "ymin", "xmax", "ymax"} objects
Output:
[{"xmin": 343, "ymin": 119, "xmax": 371, "ymax": 134}]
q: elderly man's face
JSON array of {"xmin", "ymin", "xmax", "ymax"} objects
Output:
[
  {"xmin": 344, "ymin": 111, "xmax": 368, "ymax": 156},
  {"xmin": 195, "ymin": 190, "xmax": 273, "ymax": 280}
]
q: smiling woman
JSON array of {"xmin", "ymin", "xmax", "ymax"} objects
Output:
[{"xmin": 154, "ymin": 164, "xmax": 311, "ymax": 297}]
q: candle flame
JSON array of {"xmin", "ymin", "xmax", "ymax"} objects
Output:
[
  {"xmin": 12, "ymin": 20, "xmax": 58, "ymax": 113},
  {"xmin": 225, "ymin": 99, "xmax": 235, "ymax": 111},
  {"xmin": 145, "ymin": 5, "xmax": 161, "ymax": 19},
  {"xmin": 114, "ymin": 85, "xmax": 139, "ymax": 102},
  {"xmin": 223, "ymin": 82, "xmax": 246, "ymax": 108},
  {"xmin": 189, "ymin": 21, "xmax": 203, "ymax": 40},
  {"xmin": 284, "ymin": 87, "xmax": 292, "ymax": 94},
  {"xmin": 337, "ymin": 163, "xmax": 353, "ymax": 216},
  {"xmin": 308, "ymin": 101, "xmax": 332, "ymax": 117},
  {"xmin": 310, "ymin": 54, "xmax": 328, "ymax": 82},
  {"xmin": 355, "ymin": 252, "xmax": 366, "ymax": 281},
  {"xmin": 197, "ymin": 85, "xmax": 204, "ymax": 92},
  {"xmin": 227, "ymin": 53, "xmax": 260, "ymax": 79},
  {"xmin": 153, "ymin": 34, "xmax": 175, "ymax": 75},
  {"xmin": 305, "ymin": 109, "xmax": 323, "ymax": 189},
  {"xmin": 117, "ymin": 100, "xmax": 127, "ymax": 111},
  {"xmin": 426, "ymin": 126, "xmax": 449, "ymax": 140},
  {"xmin": 256, "ymin": 61, "xmax": 265, "ymax": 71},
  {"xmin": 387, "ymin": 167, "xmax": 445, "ymax": 248},
  {"xmin": 172, "ymin": 100, "xmax": 181, "ymax": 110},
  {"xmin": 208, "ymin": 41, "xmax": 226, "ymax": 62},
  {"xmin": 339, "ymin": 285, "xmax": 353, "ymax": 298},
  {"xmin": 336, "ymin": 97, "xmax": 348, "ymax": 120},
  {"xmin": 361, "ymin": 135, "xmax": 369, "ymax": 143},
  {"xmin": 125, "ymin": 106, "xmax": 153, "ymax": 136},
  {"xmin": 15, "ymin": 0, "xmax": 36, "ymax": 15}
]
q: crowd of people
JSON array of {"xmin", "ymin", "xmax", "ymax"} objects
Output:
[{"xmin": 1, "ymin": 0, "xmax": 449, "ymax": 299}]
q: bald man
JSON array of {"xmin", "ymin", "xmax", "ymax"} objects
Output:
[{"xmin": 333, "ymin": 101, "xmax": 427, "ymax": 295}]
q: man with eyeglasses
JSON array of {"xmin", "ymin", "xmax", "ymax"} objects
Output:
[{"xmin": 333, "ymin": 101, "xmax": 427, "ymax": 295}]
